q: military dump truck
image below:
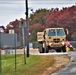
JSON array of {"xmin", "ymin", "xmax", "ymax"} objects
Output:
[{"xmin": 37, "ymin": 28, "xmax": 68, "ymax": 53}]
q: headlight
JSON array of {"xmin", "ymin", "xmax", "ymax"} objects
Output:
[
  {"xmin": 49, "ymin": 43, "xmax": 53, "ymax": 46},
  {"xmin": 61, "ymin": 42, "xmax": 65, "ymax": 45}
]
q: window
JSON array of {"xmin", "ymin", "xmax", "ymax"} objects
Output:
[
  {"xmin": 48, "ymin": 29, "xmax": 56, "ymax": 36},
  {"xmin": 57, "ymin": 29, "xmax": 65, "ymax": 36}
]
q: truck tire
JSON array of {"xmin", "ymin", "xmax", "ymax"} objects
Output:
[
  {"xmin": 56, "ymin": 48, "xmax": 61, "ymax": 52},
  {"xmin": 62, "ymin": 45, "xmax": 66, "ymax": 52},
  {"xmin": 38, "ymin": 43, "xmax": 44, "ymax": 53}
]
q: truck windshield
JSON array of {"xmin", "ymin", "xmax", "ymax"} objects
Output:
[
  {"xmin": 48, "ymin": 29, "xmax": 65, "ymax": 36},
  {"xmin": 48, "ymin": 29, "xmax": 56, "ymax": 36},
  {"xmin": 57, "ymin": 29, "xmax": 65, "ymax": 36}
]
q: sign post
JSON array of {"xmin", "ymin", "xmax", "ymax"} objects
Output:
[{"xmin": 19, "ymin": 21, "xmax": 26, "ymax": 64}]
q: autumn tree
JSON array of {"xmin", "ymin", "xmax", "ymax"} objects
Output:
[
  {"xmin": 29, "ymin": 9, "xmax": 49, "ymax": 25},
  {"xmin": 5, "ymin": 5, "xmax": 76, "ymax": 41},
  {"xmin": 45, "ymin": 6, "xmax": 76, "ymax": 40},
  {"xmin": 29, "ymin": 26, "xmax": 38, "ymax": 42}
]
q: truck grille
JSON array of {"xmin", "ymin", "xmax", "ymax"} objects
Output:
[{"xmin": 53, "ymin": 38, "xmax": 60, "ymax": 43}]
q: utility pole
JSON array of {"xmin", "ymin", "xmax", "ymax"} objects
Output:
[
  {"xmin": 25, "ymin": 0, "xmax": 29, "ymax": 57},
  {"xmin": 0, "ymin": 32, "xmax": 2, "ymax": 74}
]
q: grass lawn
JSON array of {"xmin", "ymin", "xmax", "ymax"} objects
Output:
[{"xmin": 0, "ymin": 54, "xmax": 55, "ymax": 75}]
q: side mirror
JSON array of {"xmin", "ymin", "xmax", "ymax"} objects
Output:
[
  {"xmin": 43, "ymin": 31, "xmax": 46, "ymax": 39},
  {"xmin": 65, "ymin": 29, "xmax": 69, "ymax": 35},
  {"xmin": 43, "ymin": 34, "xmax": 45, "ymax": 39}
]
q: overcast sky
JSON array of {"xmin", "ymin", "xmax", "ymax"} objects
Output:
[{"xmin": 0, "ymin": 0, "xmax": 76, "ymax": 27}]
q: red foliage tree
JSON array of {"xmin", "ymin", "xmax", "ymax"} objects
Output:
[{"xmin": 29, "ymin": 23, "xmax": 45, "ymax": 32}]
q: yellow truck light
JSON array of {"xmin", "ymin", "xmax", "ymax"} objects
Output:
[
  {"xmin": 49, "ymin": 43, "xmax": 53, "ymax": 46},
  {"xmin": 61, "ymin": 42, "xmax": 65, "ymax": 45}
]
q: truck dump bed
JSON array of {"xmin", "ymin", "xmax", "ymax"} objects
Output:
[{"xmin": 37, "ymin": 32, "xmax": 44, "ymax": 42}]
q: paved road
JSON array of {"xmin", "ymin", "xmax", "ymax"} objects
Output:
[
  {"xmin": 1, "ymin": 48, "xmax": 68, "ymax": 55},
  {"xmin": 52, "ymin": 51, "xmax": 76, "ymax": 75},
  {"xmin": 52, "ymin": 63, "xmax": 76, "ymax": 75}
]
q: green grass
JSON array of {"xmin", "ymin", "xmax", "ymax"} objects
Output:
[{"xmin": 0, "ymin": 54, "xmax": 55, "ymax": 75}]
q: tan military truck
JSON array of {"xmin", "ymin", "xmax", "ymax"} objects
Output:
[{"xmin": 37, "ymin": 28, "xmax": 68, "ymax": 53}]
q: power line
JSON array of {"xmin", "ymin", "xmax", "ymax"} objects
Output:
[
  {"xmin": 0, "ymin": 3, "xmax": 24, "ymax": 5},
  {"xmin": 0, "ymin": 0, "xmax": 76, "ymax": 2},
  {"xmin": 0, "ymin": 12, "xmax": 24, "ymax": 14},
  {"xmin": 0, "ymin": 0, "xmax": 76, "ymax": 4},
  {"xmin": 0, "ymin": 3, "xmax": 75, "ymax": 4},
  {"xmin": 0, "ymin": 0, "xmax": 23, "ymax": 1}
]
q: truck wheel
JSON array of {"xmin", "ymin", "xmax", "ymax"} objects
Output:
[
  {"xmin": 38, "ymin": 43, "xmax": 44, "ymax": 53},
  {"xmin": 62, "ymin": 45, "xmax": 66, "ymax": 52},
  {"xmin": 56, "ymin": 48, "xmax": 61, "ymax": 52},
  {"xmin": 45, "ymin": 46, "xmax": 49, "ymax": 53}
]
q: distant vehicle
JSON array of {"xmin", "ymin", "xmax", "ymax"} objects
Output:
[
  {"xmin": 70, "ymin": 44, "xmax": 75, "ymax": 51},
  {"xmin": 37, "ymin": 28, "xmax": 68, "ymax": 53}
]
